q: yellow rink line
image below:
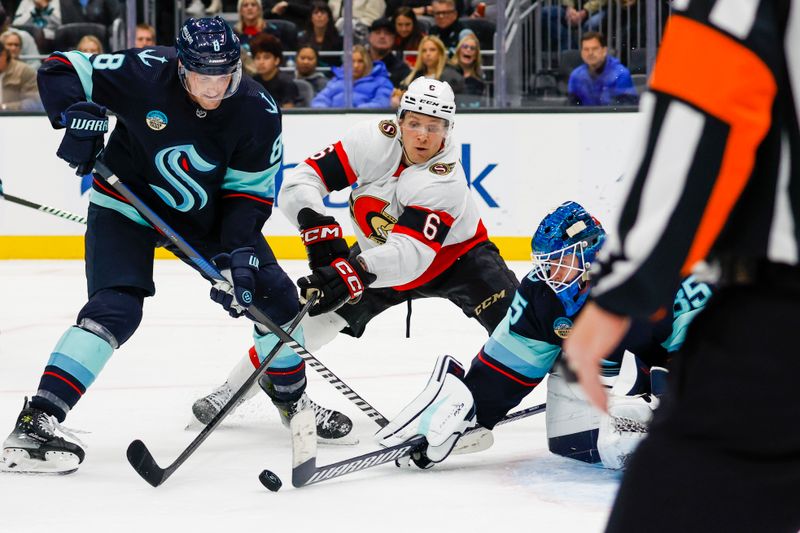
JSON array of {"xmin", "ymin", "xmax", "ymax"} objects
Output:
[{"xmin": 0, "ymin": 235, "xmax": 532, "ymax": 261}]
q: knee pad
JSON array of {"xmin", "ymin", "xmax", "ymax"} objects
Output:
[
  {"xmin": 77, "ymin": 288, "xmax": 145, "ymax": 346},
  {"xmin": 254, "ymin": 263, "xmax": 299, "ymax": 325}
]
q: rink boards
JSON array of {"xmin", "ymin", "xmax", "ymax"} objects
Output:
[{"xmin": 0, "ymin": 110, "xmax": 640, "ymax": 260}]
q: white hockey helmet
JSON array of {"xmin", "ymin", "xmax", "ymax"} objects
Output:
[{"xmin": 397, "ymin": 77, "xmax": 456, "ymax": 144}]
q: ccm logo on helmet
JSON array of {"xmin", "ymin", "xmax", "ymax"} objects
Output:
[{"xmin": 419, "ymin": 99, "xmax": 440, "ymax": 107}]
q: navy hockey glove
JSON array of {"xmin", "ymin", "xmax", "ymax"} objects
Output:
[
  {"xmin": 210, "ymin": 247, "xmax": 260, "ymax": 318},
  {"xmin": 297, "ymin": 207, "xmax": 350, "ymax": 270},
  {"xmin": 57, "ymin": 102, "xmax": 108, "ymax": 176},
  {"xmin": 297, "ymin": 257, "xmax": 376, "ymax": 316}
]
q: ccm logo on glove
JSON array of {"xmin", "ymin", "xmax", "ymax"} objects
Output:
[
  {"xmin": 332, "ymin": 258, "xmax": 365, "ymax": 299},
  {"xmin": 301, "ymin": 225, "xmax": 342, "ymax": 245}
]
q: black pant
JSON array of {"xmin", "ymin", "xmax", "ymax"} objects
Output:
[
  {"xmin": 337, "ymin": 240, "xmax": 519, "ymax": 337},
  {"xmin": 606, "ymin": 285, "xmax": 800, "ymax": 533}
]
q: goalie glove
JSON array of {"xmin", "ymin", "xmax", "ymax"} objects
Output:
[
  {"xmin": 297, "ymin": 208, "xmax": 350, "ymax": 270},
  {"xmin": 597, "ymin": 392, "xmax": 659, "ymax": 470},
  {"xmin": 375, "ymin": 355, "xmax": 477, "ymax": 469}
]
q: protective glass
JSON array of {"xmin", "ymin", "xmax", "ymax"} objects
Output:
[{"xmin": 531, "ymin": 241, "xmax": 588, "ymax": 293}]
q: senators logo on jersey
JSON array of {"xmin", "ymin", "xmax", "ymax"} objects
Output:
[
  {"xmin": 349, "ymin": 195, "xmax": 398, "ymax": 244},
  {"xmin": 428, "ymin": 162, "xmax": 456, "ymax": 176},
  {"xmin": 378, "ymin": 120, "xmax": 398, "ymax": 138}
]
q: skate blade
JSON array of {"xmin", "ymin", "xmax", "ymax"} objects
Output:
[{"xmin": 0, "ymin": 449, "xmax": 80, "ymax": 475}]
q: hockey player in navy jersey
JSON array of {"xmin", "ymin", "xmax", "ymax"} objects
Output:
[
  {"xmin": 377, "ymin": 201, "xmax": 712, "ymax": 469},
  {"xmin": 0, "ymin": 17, "xmax": 351, "ymax": 475},
  {"xmin": 190, "ymin": 78, "xmax": 520, "ymax": 426}
]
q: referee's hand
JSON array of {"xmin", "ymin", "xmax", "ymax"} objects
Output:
[{"xmin": 563, "ymin": 302, "xmax": 631, "ymax": 413}]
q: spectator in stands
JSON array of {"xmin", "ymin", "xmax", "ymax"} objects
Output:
[
  {"xmin": 249, "ymin": 33, "xmax": 299, "ymax": 109},
  {"xmin": 567, "ymin": 31, "xmax": 637, "ymax": 107},
  {"xmin": 298, "ymin": 1, "xmax": 342, "ymax": 67},
  {"xmin": 1, "ymin": 29, "xmax": 39, "ymax": 68},
  {"xmin": 0, "ymin": 39, "xmax": 42, "ymax": 111},
  {"xmin": 13, "ymin": 0, "xmax": 61, "ymax": 41},
  {"xmin": 234, "ymin": 0, "xmax": 270, "ymax": 45},
  {"xmin": 541, "ymin": 0, "xmax": 606, "ymax": 51},
  {"xmin": 76, "ymin": 33, "xmax": 101, "ymax": 53},
  {"xmin": 449, "ymin": 33, "xmax": 484, "ymax": 98},
  {"xmin": 428, "ymin": 0, "xmax": 473, "ymax": 56},
  {"xmin": 134, "ymin": 23, "xmax": 156, "ymax": 47},
  {"xmin": 263, "ymin": 0, "xmax": 314, "ymax": 29},
  {"xmin": 60, "ymin": 0, "xmax": 120, "ymax": 27},
  {"xmin": 392, "ymin": 7, "xmax": 424, "ymax": 67},
  {"xmin": 328, "ymin": 0, "xmax": 385, "ymax": 43},
  {"xmin": 312, "ymin": 44, "xmax": 393, "ymax": 108},
  {"xmin": 366, "ymin": 17, "xmax": 409, "ymax": 87},
  {"xmin": 294, "ymin": 44, "xmax": 328, "ymax": 94},
  {"xmin": 394, "ymin": 34, "xmax": 462, "ymax": 106}
]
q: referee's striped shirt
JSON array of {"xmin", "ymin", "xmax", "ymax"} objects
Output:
[{"xmin": 592, "ymin": 0, "xmax": 799, "ymax": 320}]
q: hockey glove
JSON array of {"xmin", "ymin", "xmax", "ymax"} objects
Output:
[
  {"xmin": 57, "ymin": 102, "xmax": 108, "ymax": 176},
  {"xmin": 375, "ymin": 355, "xmax": 477, "ymax": 469},
  {"xmin": 297, "ymin": 257, "xmax": 376, "ymax": 316},
  {"xmin": 297, "ymin": 207, "xmax": 350, "ymax": 270},
  {"xmin": 210, "ymin": 247, "xmax": 260, "ymax": 318}
]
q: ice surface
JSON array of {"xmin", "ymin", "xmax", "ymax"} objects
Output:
[{"xmin": 0, "ymin": 260, "xmax": 617, "ymax": 532}]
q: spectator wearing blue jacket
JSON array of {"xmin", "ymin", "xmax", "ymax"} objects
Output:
[
  {"xmin": 568, "ymin": 32, "xmax": 638, "ymax": 107},
  {"xmin": 312, "ymin": 44, "xmax": 394, "ymax": 108}
]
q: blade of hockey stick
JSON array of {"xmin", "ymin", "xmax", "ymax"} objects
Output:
[
  {"xmin": 290, "ymin": 402, "xmax": 547, "ymax": 488},
  {"xmin": 125, "ymin": 295, "xmax": 315, "ymax": 487},
  {"xmin": 0, "ymin": 177, "xmax": 88, "ymax": 225},
  {"xmin": 94, "ymin": 162, "xmax": 390, "ymax": 428}
]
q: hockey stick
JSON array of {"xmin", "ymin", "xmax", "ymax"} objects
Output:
[
  {"xmin": 290, "ymin": 402, "xmax": 547, "ymax": 488},
  {"xmin": 127, "ymin": 295, "xmax": 315, "ymax": 487},
  {"xmin": 93, "ymin": 161, "xmax": 390, "ymax": 429},
  {"xmin": 0, "ymin": 177, "xmax": 88, "ymax": 224}
]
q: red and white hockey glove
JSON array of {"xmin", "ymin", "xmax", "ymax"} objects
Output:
[
  {"xmin": 297, "ymin": 208, "xmax": 350, "ymax": 270},
  {"xmin": 297, "ymin": 257, "xmax": 376, "ymax": 316}
]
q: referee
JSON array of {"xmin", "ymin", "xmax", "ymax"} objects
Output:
[{"xmin": 565, "ymin": 1, "xmax": 800, "ymax": 532}]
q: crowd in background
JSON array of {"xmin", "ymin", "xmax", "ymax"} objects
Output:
[{"xmin": 0, "ymin": 0, "xmax": 649, "ymax": 111}]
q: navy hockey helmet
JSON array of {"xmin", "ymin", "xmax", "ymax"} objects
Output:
[
  {"xmin": 176, "ymin": 17, "xmax": 242, "ymax": 99},
  {"xmin": 531, "ymin": 201, "xmax": 606, "ymax": 315}
]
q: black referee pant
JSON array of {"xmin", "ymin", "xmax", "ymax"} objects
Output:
[{"xmin": 606, "ymin": 284, "xmax": 800, "ymax": 533}]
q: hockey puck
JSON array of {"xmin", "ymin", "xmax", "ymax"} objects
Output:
[{"xmin": 259, "ymin": 469, "xmax": 282, "ymax": 492}]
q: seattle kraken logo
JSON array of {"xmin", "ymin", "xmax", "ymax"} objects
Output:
[{"xmin": 152, "ymin": 145, "xmax": 215, "ymax": 212}]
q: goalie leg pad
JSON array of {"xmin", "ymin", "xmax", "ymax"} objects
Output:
[
  {"xmin": 376, "ymin": 356, "xmax": 476, "ymax": 466},
  {"xmin": 546, "ymin": 370, "xmax": 603, "ymax": 463}
]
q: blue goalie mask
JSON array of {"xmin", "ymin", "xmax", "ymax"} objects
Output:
[
  {"xmin": 176, "ymin": 17, "xmax": 242, "ymax": 101},
  {"xmin": 531, "ymin": 201, "xmax": 606, "ymax": 316}
]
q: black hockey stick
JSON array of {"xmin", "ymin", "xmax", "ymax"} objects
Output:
[
  {"xmin": 127, "ymin": 295, "xmax": 315, "ymax": 487},
  {"xmin": 0, "ymin": 177, "xmax": 87, "ymax": 224},
  {"xmin": 93, "ymin": 161, "xmax": 390, "ymax": 429},
  {"xmin": 290, "ymin": 402, "xmax": 547, "ymax": 488}
]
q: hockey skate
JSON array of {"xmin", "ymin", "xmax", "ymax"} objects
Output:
[
  {"xmin": 1, "ymin": 398, "xmax": 86, "ymax": 475},
  {"xmin": 273, "ymin": 393, "xmax": 357, "ymax": 445},
  {"xmin": 191, "ymin": 381, "xmax": 249, "ymax": 426}
]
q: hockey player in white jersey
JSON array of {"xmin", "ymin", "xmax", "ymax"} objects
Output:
[{"xmin": 192, "ymin": 78, "xmax": 519, "ymax": 429}]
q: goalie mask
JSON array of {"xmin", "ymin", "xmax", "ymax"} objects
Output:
[
  {"xmin": 531, "ymin": 201, "xmax": 606, "ymax": 316},
  {"xmin": 397, "ymin": 77, "xmax": 456, "ymax": 149}
]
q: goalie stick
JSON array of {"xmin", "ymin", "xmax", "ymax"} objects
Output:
[
  {"xmin": 0, "ymin": 177, "xmax": 87, "ymax": 224},
  {"xmin": 290, "ymin": 402, "xmax": 547, "ymax": 488}
]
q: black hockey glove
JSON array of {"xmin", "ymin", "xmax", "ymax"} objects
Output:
[
  {"xmin": 297, "ymin": 257, "xmax": 376, "ymax": 316},
  {"xmin": 210, "ymin": 247, "xmax": 260, "ymax": 318},
  {"xmin": 297, "ymin": 207, "xmax": 350, "ymax": 270},
  {"xmin": 57, "ymin": 102, "xmax": 108, "ymax": 176}
]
